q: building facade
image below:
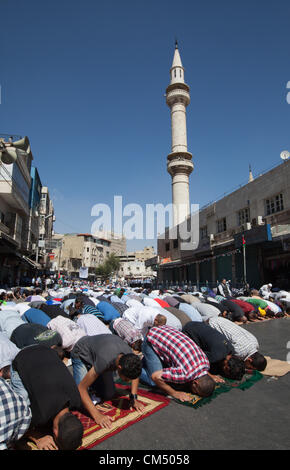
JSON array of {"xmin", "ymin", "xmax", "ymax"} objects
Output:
[
  {"xmin": 51, "ymin": 232, "xmax": 126, "ymax": 277},
  {"xmin": 118, "ymin": 246, "xmax": 156, "ymax": 281},
  {"xmin": 0, "ymin": 136, "xmax": 38, "ymax": 285}
]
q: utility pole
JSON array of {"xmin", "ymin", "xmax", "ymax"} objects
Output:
[
  {"xmin": 57, "ymin": 239, "xmax": 63, "ymax": 278},
  {"xmin": 242, "ymin": 234, "xmax": 247, "ymax": 286}
]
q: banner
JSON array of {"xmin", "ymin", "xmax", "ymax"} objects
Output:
[{"xmin": 79, "ymin": 266, "xmax": 88, "ymax": 279}]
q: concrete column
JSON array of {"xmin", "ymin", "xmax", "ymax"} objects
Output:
[
  {"xmin": 196, "ymin": 262, "xmax": 200, "ymax": 287},
  {"xmin": 172, "ymin": 173, "xmax": 190, "ymax": 225},
  {"xmin": 171, "ymin": 102, "xmax": 188, "ymax": 152},
  {"xmin": 211, "ymin": 257, "xmax": 216, "ymax": 284},
  {"xmin": 232, "ymin": 254, "xmax": 236, "ymax": 285}
]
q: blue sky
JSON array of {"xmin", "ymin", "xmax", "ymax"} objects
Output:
[{"xmin": 1, "ymin": 0, "xmax": 290, "ymax": 251}]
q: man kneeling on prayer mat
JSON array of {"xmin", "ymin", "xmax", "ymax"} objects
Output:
[
  {"xmin": 10, "ymin": 345, "xmax": 83, "ymax": 450},
  {"xmin": 182, "ymin": 321, "xmax": 245, "ymax": 381},
  {"xmin": 141, "ymin": 325, "xmax": 215, "ymax": 401},
  {"xmin": 70, "ymin": 334, "xmax": 144, "ymax": 429}
]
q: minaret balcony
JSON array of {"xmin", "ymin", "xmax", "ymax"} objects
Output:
[
  {"xmin": 167, "ymin": 153, "xmax": 194, "ymax": 176},
  {"xmin": 166, "ymin": 88, "xmax": 190, "ymax": 107}
]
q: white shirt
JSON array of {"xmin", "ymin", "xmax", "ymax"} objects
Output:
[
  {"xmin": 123, "ymin": 306, "xmax": 156, "ymax": 337},
  {"xmin": 263, "ymin": 299, "xmax": 281, "ymax": 314},
  {"xmin": 143, "ymin": 297, "xmax": 160, "ymax": 308},
  {"xmin": 88, "ymin": 297, "xmax": 100, "ymax": 306},
  {"xmin": 0, "ymin": 332, "xmax": 20, "ymax": 369},
  {"xmin": 47, "ymin": 316, "xmax": 86, "ymax": 351},
  {"xmin": 209, "ymin": 317, "xmax": 258, "ymax": 360},
  {"xmin": 61, "ymin": 299, "xmax": 75, "ymax": 314},
  {"xmin": 15, "ymin": 303, "xmax": 31, "ymax": 317},
  {"xmin": 126, "ymin": 298, "xmax": 143, "ymax": 309},
  {"xmin": 260, "ymin": 284, "xmax": 272, "ymax": 293}
]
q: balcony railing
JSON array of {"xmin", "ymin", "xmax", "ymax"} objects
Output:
[{"xmin": 0, "ymin": 221, "xmax": 11, "ymax": 236}]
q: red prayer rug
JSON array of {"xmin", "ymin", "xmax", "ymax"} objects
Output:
[{"xmin": 18, "ymin": 385, "xmax": 170, "ymax": 450}]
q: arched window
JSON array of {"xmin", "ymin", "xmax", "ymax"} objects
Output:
[
  {"xmin": 180, "ymin": 69, "xmax": 182, "ymax": 78},
  {"xmin": 174, "ymin": 69, "xmax": 176, "ymax": 77}
]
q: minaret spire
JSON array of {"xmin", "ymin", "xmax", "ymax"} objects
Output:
[
  {"xmin": 166, "ymin": 43, "xmax": 193, "ymax": 227},
  {"xmin": 248, "ymin": 164, "xmax": 254, "ymax": 183}
]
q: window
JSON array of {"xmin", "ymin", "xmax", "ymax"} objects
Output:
[
  {"xmin": 266, "ymin": 194, "xmax": 284, "ymax": 215},
  {"xmin": 200, "ymin": 226, "xmax": 207, "ymax": 239},
  {"xmin": 165, "ymin": 242, "xmax": 170, "ymax": 251},
  {"xmin": 173, "ymin": 239, "xmax": 178, "ymax": 249},
  {"xmin": 238, "ymin": 208, "xmax": 250, "ymax": 226},
  {"xmin": 217, "ymin": 218, "xmax": 227, "ymax": 233},
  {"xmin": 174, "ymin": 69, "xmax": 176, "ymax": 77},
  {"xmin": 180, "ymin": 70, "xmax": 182, "ymax": 78}
]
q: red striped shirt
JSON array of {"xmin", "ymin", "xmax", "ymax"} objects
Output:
[{"xmin": 147, "ymin": 325, "xmax": 210, "ymax": 383}]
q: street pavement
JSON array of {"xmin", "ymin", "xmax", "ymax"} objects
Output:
[{"xmin": 93, "ymin": 317, "xmax": 290, "ymax": 451}]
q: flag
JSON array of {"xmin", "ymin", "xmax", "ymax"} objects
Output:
[{"xmin": 242, "ymin": 235, "xmax": 246, "ymax": 245}]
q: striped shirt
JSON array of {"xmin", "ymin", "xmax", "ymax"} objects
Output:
[
  {"xmin": 147, "ymin": 325, "xmax": 210, "ymax": 384},
  {"xmin": 208, "ymin": 316, "xmax": 258, "ymax": 360},
  {"xmin": 112, "ymin": 318, "xmax": 142, "ymax": 345},
  {"xmin": 76, "ymin": 314, "xmax": 111, "ymax": 336},
  {"xmin": 110, "ymin": 301, "xmax": 129, "ymax": 316},
  {"xmin": 0, "ymin": 378, "xmax": 31, "ymax": 450},
  {"xmin": 83, "ymin": 304, "xmax": 104, "ymax": 320}
]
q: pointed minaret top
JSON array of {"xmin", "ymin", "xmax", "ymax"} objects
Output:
[
  {"xmin": 170, "ymin": 41, "xmax": 185, "ymax": 85},
  {"xmin": 172, "ymin": 43, "xmax": 183, "ymax": 68},
  {"xmin": 248, "ymin": 164, "xmax": 254, "ymax": 183}
]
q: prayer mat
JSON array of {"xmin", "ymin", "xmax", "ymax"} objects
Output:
[
  {"xmin": 172, "ymin": 370, "xmax": 263, "ymax": 409},
  {"xmin": 16, "ymin": 384, "xmax": 170, "ymax": 451},
  {"xmin": 261, "ymin": 356, "xmax": 290, "ymax": 377}
]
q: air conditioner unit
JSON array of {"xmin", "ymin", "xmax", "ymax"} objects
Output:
[
  {"xmin": 209, "ymin": 234, "xmax": 214, "ymax": 241},
  {"xmin": 32, "ymin": 243, "xmax": 36, "ymax": 250},
  {"xmin": 242, "ymin": 223, "xmax": 251, "ymax": 231},
  {"xmin": 257, "ymin": 216, "xmax": 264, "ymax": 225}
]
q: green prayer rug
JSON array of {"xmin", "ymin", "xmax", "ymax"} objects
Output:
[
  {"xmin": 116, "ymin": 370, "xmax": 263, "ymax": 409},
  {"xmin": 172, "ymin": 370, "xmax": 263, "ymax": 408}
]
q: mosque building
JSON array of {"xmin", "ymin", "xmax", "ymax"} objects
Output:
[{"xmin": 156, "ymin": 43, "xmax": 290, "ymax": 289}]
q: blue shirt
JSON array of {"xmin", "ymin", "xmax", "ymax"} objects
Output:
[
  {"xmin": 96, "ymin": 302, "xmax": 120, "ymax": 322},
  {"xmin": 178, "ymin": 303, "xmax": 202, "ymax": 322},
  {"xmin": 23, "ymin": 308, "xmax": 51, "ymax": 327}
]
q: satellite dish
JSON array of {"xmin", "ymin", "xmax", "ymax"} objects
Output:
[{"xmin": 280, "ymin": 150, "xmax": 290, "ymax": 160}]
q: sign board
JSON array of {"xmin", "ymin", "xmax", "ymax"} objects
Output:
[
  {"xmin": 234, "ymin": 224, "xmax": 272, "ymax": 248},
  {"xmin": 38, "ymin": 240, "xmax": 45, "ymax": 248}
]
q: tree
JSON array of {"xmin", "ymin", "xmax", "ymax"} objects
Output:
[{"xmin": 95, "ymin": 253, "xmax": 120, "ymax": 280}]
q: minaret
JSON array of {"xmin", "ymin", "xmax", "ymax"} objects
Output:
[
  {"xmin": 166, "ymin": 41, "xmax": 193, "ymax": 227},
  {"xmin": 248, "ymin": 164, "xmax": 254, "ymax": 183}
]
